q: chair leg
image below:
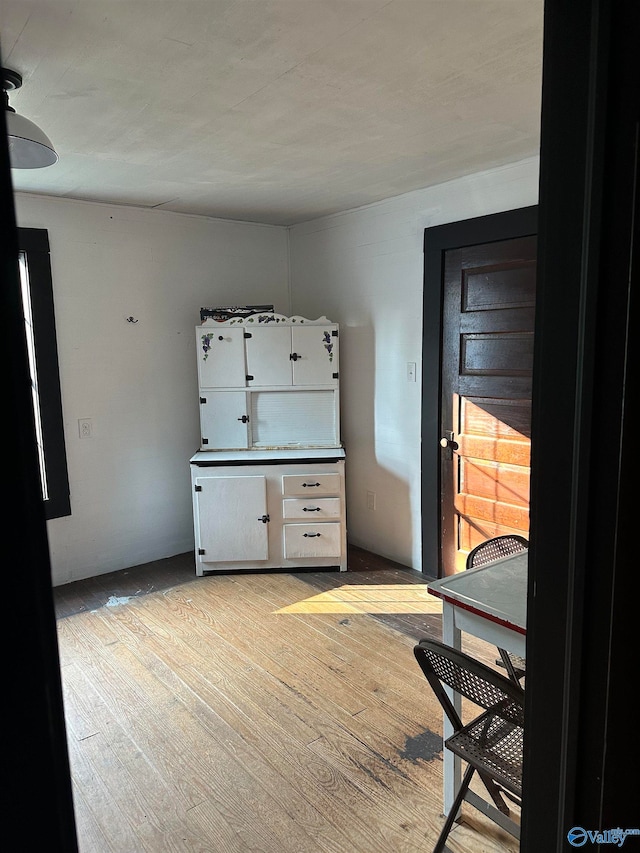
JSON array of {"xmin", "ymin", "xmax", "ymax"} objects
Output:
[
  {"xmin": 433, "ymin": 764, "xmax": 475, "ymax": 853},
  {"xmin": 498, "ymin": 647, "xmax": 522, "ymax": 684},
  {"xmin": 477, "ymin": 769, "xmax": 510, "ymax": 815}
]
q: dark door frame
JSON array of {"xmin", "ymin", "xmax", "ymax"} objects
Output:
[
  {"xmin": 421, "ymin": 205, "xmax": 538, "ymax": 579},
  {"xmin": 522, "ymin": 0, "xmax": 638, "ymax": 846},
  {"xmin": 1, "ymin": 60, "xmax": 78, "ymax": 853}
]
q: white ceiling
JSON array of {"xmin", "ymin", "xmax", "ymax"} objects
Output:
[{"xmin": 1, "ymin": 0, "xmax": 544, "ymax": 226}]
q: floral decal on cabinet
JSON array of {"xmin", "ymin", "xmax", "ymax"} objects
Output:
[
  {"xmin": 323, "ymin": 331, "xmax": 334, "ymax": 362},
  {"xmin": 228, "ymin": 314, "xmax": 304, "ymax": 325},
  {"xmin": 254, "ymin": 314, "xmax": 282, "ymax": 324},
  {"xmin": 201, "ymin": 333, "xmax": 214, "ymax": 360}
]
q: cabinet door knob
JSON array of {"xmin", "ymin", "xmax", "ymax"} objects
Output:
[
  {"xmin": 289, "ymin": 352, "xmax": 300, "ymax": 361},
  {"xmin": 257, "ymin": 514, "xmax": 270, "ymax": 523},
  {"xmin": 237, "ymin": 415, "xmax": 249, "ymax": 423}
]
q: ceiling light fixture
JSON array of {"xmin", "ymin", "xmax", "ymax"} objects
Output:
[{"xmin": 3, "ymin": 67, "xmax": 58, "ymax": 169}]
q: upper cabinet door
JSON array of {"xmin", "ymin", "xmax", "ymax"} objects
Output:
[
  {"xmin": 245, "ymin": 323, "xmax": 339, "ymax": 387},
  {"xmin": 199, "ymin": 390, "xmax": 250, "ymax": 450},
  {"xmin": 245, "ymin": 326, "xmax": 292, "ymax": 386},
  {"xmin": 196, "ymin": 326, "xmax": 247, "ymax": 388},
  {"xmin": 197, "ymin": 317, "xmax": 339, "ymax": 393},
  {"xmin": 291, "ymin": 325, "xmax": 339, "ymax": 386}
]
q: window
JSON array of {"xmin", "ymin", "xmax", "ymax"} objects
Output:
[{"xmin": 18, "ymin": 228, "xmax": 70, "ymax": 519}]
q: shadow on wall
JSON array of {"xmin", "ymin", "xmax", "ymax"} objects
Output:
[{"xmin": 341, "ymin": 320, "xmax": 413, "ymax": 564}]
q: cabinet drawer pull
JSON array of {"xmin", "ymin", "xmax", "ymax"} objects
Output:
[
  {"xmin": 302, "ymin": 482, "xmax": 321, "ymax": 488},
  {"xmin": 303, "ymin": 532, "xmax": 321, "ymax": 538},
  {"xmin": 302, "ymin": 507, "xmax": 321, "ymax": 512}
]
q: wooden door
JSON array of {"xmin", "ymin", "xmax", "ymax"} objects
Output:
[{"xmin": 440, "ymin": 236, "xmax": 537, "ymax": 574}]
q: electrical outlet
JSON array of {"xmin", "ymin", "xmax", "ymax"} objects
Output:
[
  {"xmin": 366, "ymin": 490, "xmax": 376, "ymax": 511},
  {"xmin": 78, "ymin": 418, "xmax": 93, "ymax": 439}
]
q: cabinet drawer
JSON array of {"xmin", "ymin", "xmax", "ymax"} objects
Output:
[
  {"xmin": 281, "ymin": 473, "xmax": 341, "ymax": 496},
  {"xmin": 282, "ymin": 498, "xmax": 341, "ymax": 519},
  {"xmin": 283, "ymin": 523, "xmax": 342, "ymax": 558}
]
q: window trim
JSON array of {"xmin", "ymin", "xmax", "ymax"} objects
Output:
[{"xmin": 19, "ymin": 228, "xmax": 71, "ymax": 519}]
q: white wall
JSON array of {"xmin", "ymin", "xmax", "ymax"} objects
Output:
[
  {"xmin": 14, "ymin": 193, "xmax": 288, "ymax": 586},
  {"xmin": 288, "ymin": 157, "xmax": 540, "ymax": 573},
  {"xmin": 14, "ymin": 156, "xmax": 539, "ymax": 584}
]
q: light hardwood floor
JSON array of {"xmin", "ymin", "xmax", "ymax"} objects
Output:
[{"xmin": 54, "ymin": 547, "xmax": 520, "ymax": 853}]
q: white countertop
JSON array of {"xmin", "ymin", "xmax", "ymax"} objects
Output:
[{"xmin": 190, "ymin": 447, "xmax": 345, "ymax": 464}]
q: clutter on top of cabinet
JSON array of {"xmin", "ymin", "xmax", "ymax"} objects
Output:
[{"xmin": 199, "ymin": 305, "xmax": 274, "ymax": 323}]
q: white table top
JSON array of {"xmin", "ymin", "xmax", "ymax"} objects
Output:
[{"xmin": 427, "ymin": 551, "xmax": 528, "ymax": 635}]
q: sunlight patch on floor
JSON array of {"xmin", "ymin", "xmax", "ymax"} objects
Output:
[{"xmin": 274, "ymin": 584, "xmax": 443, "ymax": 615}]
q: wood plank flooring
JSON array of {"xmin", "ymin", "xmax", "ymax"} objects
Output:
[{"xmin": 54, "ymin": 546, "xmax": 519, "ymax": 853}]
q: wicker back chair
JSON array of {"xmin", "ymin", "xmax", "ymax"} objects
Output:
[
  {"xmin": 466, "ymin": 535, "xmax": 529, "ymax": 683},
  {"xmin": 413, "ymin": 638, "xmax": 524, "ymax": 852}
]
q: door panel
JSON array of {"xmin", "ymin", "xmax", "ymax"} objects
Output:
[
  {"xmin": 461, "ymin": 331, "xmax": 535, "ymax": 375},
  {"xmin": 460, "ymin": 397, "xmax": 532, "ymax": 449},
  {"xmin": 462, "ymin": 262, "xmax": 536, "ymax": 311},
  {"xmin": 199, "ymin": 390, "xmax": 250, "ymax": 450},
  {"xmin": 440, "ymin": 236, "xmax": 536, "ymax": 574},
  {"xmin": 196, "ymin": 326, "xmax": 247, "ymax": 388},
  {"xmin": 195, "ymin": 475, "xmax": 268, "ymax": 562},
  {"xmin": 291, "ymin": 325, "xmax": 339, "ymax": 385},
  {"xmin": 245, "ymin": 326, "xmax": 292, "ymax": 386}
]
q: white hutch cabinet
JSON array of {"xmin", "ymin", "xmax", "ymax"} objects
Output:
[
  {"xmin": 190, "ymin": 313, "xmax": 346, "ymax": 575},
  {"xmin": 196, "ymin": 314, "xmax": 340, "ymax": 451}
]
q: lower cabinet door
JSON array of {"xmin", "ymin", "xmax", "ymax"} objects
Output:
[
  {"xmin": 283, "ymin": 523, "xmax": 342, "ymax": 558},
  {"xmin": 195, "ymin": 475, "xmax": 269, "ymax": 562}
]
